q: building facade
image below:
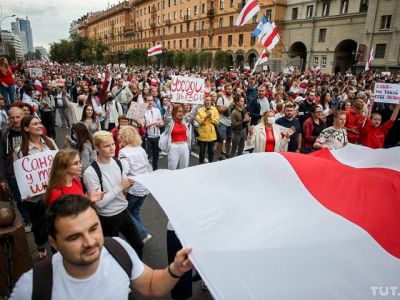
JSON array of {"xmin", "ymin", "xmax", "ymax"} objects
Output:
[
  {"xmin": 0, "ymin": 30, "xmax": 23, "ymax": 59},
  {"xmin": 11, "ymin": 17, "xmax": 34, "ymax": 55},
  {"xmin": 78, "ymin": 0, "xmax": 399, "ymax": 72},
  {"xmin": 34, "ymin": 46, "xmax": 49, "ymax": 57},
  {"xmin": 281, "ymin": 0, "xmax": 399, "ymax": 73}
]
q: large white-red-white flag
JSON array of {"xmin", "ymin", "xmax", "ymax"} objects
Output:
[
  {"xmin": 260, "ymin": 21, "xmax": 280, "ymax": 51},
  {"xmin": 251, "ymin": 49, "xmax": 269, "ymax": 74},
  {"xmin": 235, "ymin": 0, "xmax": 260, "ymax": 27},
  {"xmin": 365, "ymin": 47, "xmax": 374, "ymax": 71},
  {"xmin": 136, "ymin": 144, "xmax": 400, "ymax": 299},
  {"xmin": 147, "ymin": 44, "xmax": 163, "ymax": 57}
]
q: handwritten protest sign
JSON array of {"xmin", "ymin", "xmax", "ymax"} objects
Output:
[
  {"xmin": 29, "ymin": 68, "xmax": 43, "ymax": 78},
  {"xmin": 374, "ymin": 83, "xmax": 400, "ymax": 104},
  {"xmin": 13, "ymin": 150, "xmax": 58, "ymax": 199},
  {"xmin": 171, "ymin": 75, "xmax": 205, "ymax": 104},
  {"xmin": 127, "ymin": 102, "xmax": 146, "ymax": 121}
]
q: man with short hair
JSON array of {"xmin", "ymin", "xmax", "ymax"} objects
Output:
[
  {"xmin": 112, "ymin": 78, "xmax": 133, "ymax": 114},
  {"xmin": 216, "ymin": 84, "xmax": 234, "ymax": 160},
  {"xmin": 276, "ymin": 103, "xmax": 302, "ymax": 153},
  {"xmin": 10, "ymin": 195, "xmax": 193, "ymax": 299},
  {"xmin": 297, "ymin": 90, "xmax": 316, "ymax": 126},
  {"xmin": 144, "ymin": 94, "xmax": 163, "ymax": 170},
  {"xmin": 247, "ymin": 85, "xmax": 270, "ymax": 126},
  {"xmin": 83, "ymin": 131, "xmax": 143, "ymax": 257},
  {"xmin": 0, "ymin": 107, "xmax": 31, "ymax": 229},
  {"xmin": 230, "ymin": 96, "xmax": 251, "ymax": 157}
]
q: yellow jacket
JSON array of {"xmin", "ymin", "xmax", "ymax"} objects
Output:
[{"xmin": 196, "ymin": 106, "xmax": 220, "ymax": 142}]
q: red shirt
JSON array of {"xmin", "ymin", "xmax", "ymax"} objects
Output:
[
  {"xmin": 345, "ymin": 109, "xmax": 364, "ymax": 143},
  {"xmin": 171, "ymin": 122, "xmax": 187, "ymax": 143},
  {"xmin": 111, "ymin": 127, "xmax": 120, "ymax": 157},
  {"xmin": 48, "ymin": 178, "xmax": 84, "ymax": 206},
  {"xmin": 360, "ymin": 120, "xmax": 394, "ymax": 149},
  {"xmin": 0, "ymin": 64, "xmax": 22, "ymax": 86},
  {"xmin": 265, "ymin": 128, "xmax": 275, "ymax": 152}
]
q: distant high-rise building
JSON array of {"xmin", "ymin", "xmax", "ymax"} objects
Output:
[
  {"xmin": 1, "ymin": 30, "xmax": 23, "ymax": 59},
  {"xmin": 34, "ymin": 46, "xmax": 48, "ymax": 57},
  {"xmin": 11, "ymin": 17, "xmax": 34, "ymax": 55}
]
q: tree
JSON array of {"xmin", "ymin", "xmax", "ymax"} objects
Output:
[
  {"xmin": 173, "ymin": 51, "xmax": 185, "ymax": 68},
  {"xmin": 4, "ymin": 42, "xmax": 16, "ymax": 62},
  {"xmin": 185, "ymin": 51, "xmax": 199, "ymax": 69},
  {"xmin": 213, "ymin": 50, "xmax": 230, "ymax": 69},
  {"xmin": 34, "ymin": 49, "xmax": 41, "ymax": 60},
  {"xmin": 199, "ymin": 51, "xmax": 213, "ymax": 68}
]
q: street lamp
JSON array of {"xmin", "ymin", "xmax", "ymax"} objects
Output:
[{"xmin": 0, "ymin": 14, "xmax": 16, "ymax": 54}]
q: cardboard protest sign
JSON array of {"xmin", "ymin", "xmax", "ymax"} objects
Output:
[
  {"xmin": 374, "ymin": 83, "xmax": 400, "ymax": 104},
  {"xmin": 13, "ymin": 150, "xmax": 58, "ymax": 199},
  {"xmin": 55, "ymin": 79, "xmax": 66, "ymax": 87},
  {"xmin": 171, "ymin": 75, "xmax": 205, "ymax": 104},
  {"xmin": 29, "ymin": 68, "xmax": 43, "ymax": 78},
  {"xmin": 127, "ymin": 102, "xmax": 146, "ymax": 121}
]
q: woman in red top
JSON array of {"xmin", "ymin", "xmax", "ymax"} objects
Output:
[
  {"xmin": 46, "ymin": 149, "xmax": 103, "ymax": 206},
  {"xmin": 0, "ymin": 57, "xmax": 21, "ymax": 107}
]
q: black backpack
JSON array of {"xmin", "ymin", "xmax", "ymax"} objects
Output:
[
  {"xmin": 90, "ymin": 157, "xmax": 123, "ymax": 192},
  {"xmin": 32, "ymin": 237, "xmax": 133, "ymax": 300}
]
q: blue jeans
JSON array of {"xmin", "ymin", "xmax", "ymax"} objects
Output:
[
  {"xmin": 0, "ymin": 84, "xmax": 16, "ymax": 108},
  {"xmin": 127, "ymin": 193, "xmax": 148, "ymax": 239}
]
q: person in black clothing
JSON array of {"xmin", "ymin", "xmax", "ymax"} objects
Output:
[
  {"xmin": 297, "ymin": 90, "xmax": 316, "ymax": 126},
  {"xmin": 276, "ymin": 102, "xmax": 302, "ymax": 153}
]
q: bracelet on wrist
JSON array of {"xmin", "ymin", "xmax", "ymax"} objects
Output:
[{"xmin": 168, "ymin": 264, "xmax": 182, "ymax": 279}]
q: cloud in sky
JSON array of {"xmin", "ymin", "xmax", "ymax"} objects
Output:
[{"xmin": 1, "ymin": 0, "xmax": 122, "ymax": 49}]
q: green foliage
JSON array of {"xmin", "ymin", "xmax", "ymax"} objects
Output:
[
  {"xmin": 185, "ymin": 51, "xmax": 199, "ymax": 68},
  {"xmin": 34, "ymin": 49, "xmax": 41, "ymax": 60},
  {"xmin": 4, "ymin": 42, "xmax": 16, "ymax": 62},
  {"xmin": 199, "ymin": 51, "xmax": 213, "ymax": 68},
  {"xmin": 213, "ymin": 50, "xmax": 231, "ymax": 69},
  {"xmin": 173, "ymin": 51, "xmax": 185, "ymax": 68},
  {"xmin": 129, "ymin": 48, "xmax": 148, "ymax": 66}
]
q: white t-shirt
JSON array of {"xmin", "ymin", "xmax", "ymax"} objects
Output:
[
  {"xmin": 144, "ymin": 107, "xmax": 162, "ymax": 138},
  {"xmin": 10, "ymin": 237, "xmax": 144, "ymax": 300}
]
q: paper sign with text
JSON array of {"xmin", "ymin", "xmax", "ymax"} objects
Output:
[
  {"xmin": 14, "ymin": 150, "xmax": 58, "ymax": 199},
  {"xmin": 29, "ymin": 68, "xmax": 43, "ymax": 78},
  {"xmin": 374, "ymin": 83, "xmax": 400, "ymax": 104},
  {"xmin": 171, "ymin": 75, "xmax": 205, "ymax": 104}
]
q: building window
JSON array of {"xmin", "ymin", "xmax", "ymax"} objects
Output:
[
  {"xmin": 202, "ymin": 3, "xmax": 206, "ymax": 13},
  {"xmin": 252, "ymin": 14, "xmax": 258, "ymax": 23},
  {"xmin": 180, "ymin": 9, "xmax": 184, "ymax": 18},
  {"xmin": 238, "ymin": 34, "xmax": 243, "ymax": 46},
  {"xmin": 202, "ymin": 21, "xmax": 205, "ymax": 30},
  {"xmin": 209, "ymin": 36, "xmax": 213, "ymax": 47},
  {"xmin": 174, "ymin": 26, "xmax": 177, "ymax": 33},
  {"xmin": 186, "ymin": 39, "xmax": 189, "ymax": 48},
  {"xmin": 220, "ymin": 0, "xmax": 224, "ymax": 9},
  {"xmin": 180, "ymin": 40, "xmax": 182, "ymax": 48},
  {"xmin": 292, "ymin": 8, "xmax": 298, "ymax": 20},
  {"xmin": 313, "ymin": 56, "xmax": 319, "ymax": 66},
  {"xmin": 180, "ymin": 24, "xmax": 183, "ymax": 33},
  {"xmin": 219, "ymin": 17, "xmax": 223, "ymax": 28},
  {"xmin": 230, "ymin": 0, "xmax": 234, "ymax": 7},
  {"xmin": 218, "ymin": 36, "xmax": 222, "ymax": 47},
  {"xmin": 201, "ymin": 37, "xmax": 204, "ymax": 48},
  {"xmin": 322, "ymin": 2, "xmax": 330, "ymax": 16},
  {"xmin": 194, "ymin": 22, "xmax": 197, "ymax": 31},
  {"xmin": 162, "ymin": 0, "xmax": 165, "ymax": 9},
  {"xmin": 380, "ymin": 15, "xmax": 391, "ymax": 30},
  {"xmin": 228, "ymin": 35, "xmax": 232, "ymax": 46},
  {"xmin": 194, "ymin": 5, "xmax": 198, "ymax": 15},
  {"xmin": 375, "ymin": 44, "xmax": 386, "ymax": 58},
  {"xmin": 193, "ymin": 38, "xmax": 196, "ymax": 48},
  {"xmin": 306, "ymin": 5, "xmax": 313, "ymax": 18},
  {"xmin": 360, "ymin": 0, "xmax": 368, "ymax": 12},
  {"xmin": 318, "ymin": 28, "xmax": 326, "ymax": 42},
  {"xmin": 265, "ymin": 9, "xmax": 272, "ymax": 20},
  {"xmin": 229, "ymin": 16, "xmax": 234, "ymax": 26},
  {"xmin": 340, "ymin": 0, "xmax": 349, "ymax": 14},
  {"xmin": 174, "ymin": 12, "xmax": 177, "ymax": 20},
  {"xmin": 173, "ymin": 40, "xmax": 176, "ymax": 48},
  {"xmin": 187, "ymin": 8, "xmax": 191, "ymax": 17},
  {"xmin": 168, "ymin": 0, "xmax": 171, "ymax": 7},
  {"xmin": 250, "ymin": 36, "xmax": 256, "ymax": 45},
  {"xmin": 168, "ymin": 41, "xmax": 170, "ymax": 48},
  {"xmin": 321, "ymin": 56, "xmax": 327, "ymax": 69}
]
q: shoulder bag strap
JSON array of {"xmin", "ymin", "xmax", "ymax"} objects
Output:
[
  {"xmin": 103, "ymin": 237, "xmax": 132, "ymax": 278},
  {"xmin": 32, "ymin": 258, "xmax": 53, "ymax": 300}
]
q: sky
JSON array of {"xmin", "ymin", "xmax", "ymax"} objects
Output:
[{"xmin": 0, "ymin": 0, "xmax": 122, "ymax": 50}]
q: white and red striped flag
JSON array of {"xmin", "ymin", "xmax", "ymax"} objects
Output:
[
  {"xmin": 251, "ymin": 49, "xmax": 269, "ymax": 74},
  {"xmin": 365, "ymin": 47, "xmax": 374, "ymax": 71},
  {"xmin": 147, "ymin": 44, "xmax": 163, "ymax": 57},
  {"xmin": 136, "ymin": 144, "xmax": 400, "ymax": 300},
  {"xmin": 235, "ymin": 0, "xmax": 260, "ymax": 27},
  {"xmin": 260, "ymin": 21, "xmax": 280, "ymax": 51}
]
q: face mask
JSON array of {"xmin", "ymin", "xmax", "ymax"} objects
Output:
[
  {"xmin": 267, "ymin": 116, "xmax": 275, "ymax": 125},
  {"xmin": 78, "ymin": 100, "xmax": 84, "ymax": 106},
  {"xmin": 106, "ymin": 96, "xmax": 113, "ymax": 101}
]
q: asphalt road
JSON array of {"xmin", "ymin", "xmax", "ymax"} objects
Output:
[{"xmin": 25, "ymin": 127, "xmax": 214, "ymax": 300}]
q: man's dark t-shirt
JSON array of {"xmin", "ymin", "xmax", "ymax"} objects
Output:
[{"xmin": 276, "ymin": 117, "xmax": 302, "ymax": 152}]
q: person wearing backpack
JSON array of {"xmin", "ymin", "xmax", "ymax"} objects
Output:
[
  {"xmin": 83, "ymin": 131, "xmax": 144, "ymax": 258},
  {"xmin": 10, "ymin": 195, "xmax": 193, "ymax": 300}
]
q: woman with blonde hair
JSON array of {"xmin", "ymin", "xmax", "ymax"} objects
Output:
[
  {"xmin": 46, "ymin": 149, "xmax": 103, "ymax": 206},
  {"xmin": 0, "ymin": 57, "xmax": 21, "ymax": 107},
  {"xmin": 118, "ymin": 126, "xmax": 151, "ymax": 243}
]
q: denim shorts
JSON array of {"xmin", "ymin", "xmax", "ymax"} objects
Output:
[{"xmin": 217, "ymin": 123, "xmax": 232, "ymax": 140}]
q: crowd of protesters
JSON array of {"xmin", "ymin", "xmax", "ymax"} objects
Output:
[{"xmin": 1, "ymin": 55, "xmax": 400, "ymax": 299}]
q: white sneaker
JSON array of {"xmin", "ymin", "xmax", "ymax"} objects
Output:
[{"xmin": 142, "ymin": 234, "xmax": 152, "ymax": 244}]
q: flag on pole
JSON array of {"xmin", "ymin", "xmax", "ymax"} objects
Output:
[
  {"xmin": 260, "ymin": 21, "xmax": 280, "ymax": 51},
  {"xmin": 147, "ymin": 44, "xmax": 163, "ymax": 57},
  {"xmin": 252, "ymin": 16, "xmax": 268, "ymax": 38},
  {"xmin": 251, "ymin": 49, "xmax": 269, "ymax": 74},
  {"xmin": 365, "ymin": 47, "xmax": 374, "ymax": 71},
  {"xmin": 136, "ymin": 144, "xmax": 400, "ymax": 300},
  {"xmin": 235, "ymin": 0, "xmax": 260, "ymax": 27}
]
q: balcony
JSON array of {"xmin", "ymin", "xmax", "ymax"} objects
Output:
[
  {"xmin": 207, "ymin": 9, "xmax": 215, "ymax": 19},
  {"xmin": 208, "ymin": 29, "xmax": 214, "ymax": 36},
  {"xmin": 184, "ymin": 15, "xmax": 191, "ymax": 22},
  {"xmin": 150, "ymin": 22, "xmax": 156, "ymax": 30},
  {"xmin": 165, "ymin": 20, "xmax": 171, "ymax": 26}
]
